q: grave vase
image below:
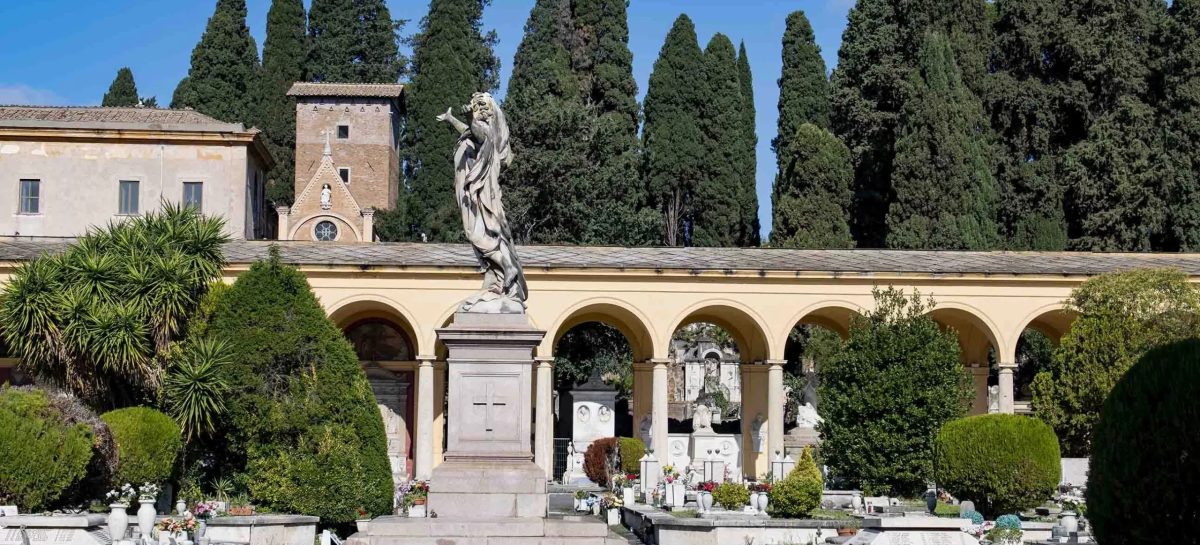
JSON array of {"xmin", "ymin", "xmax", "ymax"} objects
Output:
[
  {"xmin": 108, "ymin": 503, "xmax": 130, "ymax": 543},
  {"xmin": 604, "ymin": 507, "xmax": 620, "ymax": 526},
  {"xmin": 176, "ymin": 500, "xmax": 187, "ymax": 516},
  {"xmin": 137, "ymin": 499, "xmax": 157, "ymax": 540},
  {"xmin": 699, "ymin": 491, "xmax": 714, "ymax": 512},
  {"xmin": 757, "ymin": 493, "xmax": 769, "ymax": 514},
  {"xmin": 622, "ymin": 487, "xmax": 635, "ymax": 506},
  {"xmin": 1060, "ymin": 512, "xmax": 1078, "ymax": 533},
  {"xmin": 664, "ymin": 483, "xmax": 685, "ymax": 508},
  {"xmin": 749, "ymin": 492, "xmax": 760, "ymax": 512}
]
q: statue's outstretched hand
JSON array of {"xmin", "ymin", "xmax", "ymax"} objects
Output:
[{"xmin": 435, "ymin": 107, "xmax": 453, "ymax": 122}]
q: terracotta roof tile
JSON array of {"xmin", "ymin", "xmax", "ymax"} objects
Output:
[
  {"xmin": 0, "ymin": 105, "xmax": 238, "ymax": 130},
  {"xmin": 286, "ymin": 82, "xmax": 405, "ymax": 98}
]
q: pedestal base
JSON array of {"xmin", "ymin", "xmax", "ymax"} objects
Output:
[
  {"xmin": 429, "ymin": 460, "xmax": 548, "ymax": 519},
  {"xmin": 349, "ymin": 515, "xmax": 622, "ymax": 545}
]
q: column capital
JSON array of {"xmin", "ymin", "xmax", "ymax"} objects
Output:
[
  {"xmin": 534, "ymin": 356, "xmax": 555, "ymax": 367},
  {"xmin": 997, "ymin": 362, "xmax": 1018, "ymax": 371},
  {"xmin": 647, "ymin": 358, "xmax": 673, "ymax": 366},
  {"xmin": 416, "ymin": 355, "xmax": 438, "ymax": 365},
  {"xmin": 762, "ymin": 359, "xmax": 788, "ymax": 367}
]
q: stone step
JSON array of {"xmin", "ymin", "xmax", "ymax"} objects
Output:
[
  {"xmin": 364, "ymin": 515, "xmax": 609, "ymax": 538},
  {"xmin": 364, "ymin": 537, "xmax": 627, "ymax": 545}
]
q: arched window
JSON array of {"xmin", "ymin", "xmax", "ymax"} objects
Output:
[{"xmin": 344, "ymin": 319, "xmax": 413, "ymax": 361}]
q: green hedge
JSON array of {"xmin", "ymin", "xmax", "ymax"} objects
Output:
[
  {"xmin": 769, "ymin": 448, "xmax": 823, "ymax": 518},
  {"xmin": 1087, "ymin": 340, "xmax": 1200, "ymax": 541},
  {"xmin": 618, "ymin": 437, "xmax": 645, "ymax": 474},
  {"xmin": 205, "ymin": 251, "xmax": 392, "ymax": 523},
  {"xmin": 0, "ymin": 388, "xmax": 94, "ymax": 511},
  {"xmin": 935, "ymin": 414, "xmax": 1060, "ymax": 518},
  {"xmin": 102, "ymin": 407, "xmax": 182, "ymax": 485}
]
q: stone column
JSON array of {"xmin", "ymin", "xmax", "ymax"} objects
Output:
[
  {"xmin": 361, "ymin": 207, "xmax": 376, "ymax": 242},
  {"xmin": 534, "ymin": 357, "xmax": 555, "ymax": 480},
  {"xmin": 969, "ymin": 364, "xmax": 990, "ymax": 415},
  {"xmin": 998, "ymin": 362, "xmax": 1017, "ymax": 414},
  {"xmin": 766, "ymin": 360, "xmax": 786, "ymax": 461},
  {"xmin": 414, "ymin": 356, "xmax": 436, "ymax": 480},
  {"xmin": 275, "ymin": 205, "xmax": 290, "ymax": 240},
  {"xmin": 650, "ymin": 358, "xmax": 671, "ymax": 459}
]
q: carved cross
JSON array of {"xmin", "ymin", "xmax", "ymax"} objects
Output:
[{"xmin": 471, "ymin": 383, "xmax": 509, "ymax": 432}]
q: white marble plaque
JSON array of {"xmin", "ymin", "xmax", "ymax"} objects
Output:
[{"xmin": 461, "ymin": 374, "xmax": 520, "ymax": 442}]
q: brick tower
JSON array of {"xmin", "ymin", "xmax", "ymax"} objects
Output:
[{"xmin": 276, "ymin": 82, "xmax": 404, "ymax": 242}]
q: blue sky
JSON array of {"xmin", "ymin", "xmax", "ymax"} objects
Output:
[{"xmin": 0, "ymin": 0, "xmax": 855, "ymax": 239}]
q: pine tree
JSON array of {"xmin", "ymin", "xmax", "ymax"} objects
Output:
[
  {"xmin": 404, "ymin": 0, "xmax": 499, "ymax": 242},
  {"xmin": 257, "ymin": 0, "xmax": 307, "ymax": 207},
  {"xmin": 736, "ymin": 43, "xmax": 760, "ymax": 246},
  {"xmin": 831, "ymin": 0, "xmax": 991, "ymax": 247},
  {"xmin": 570, "ymin": 0, "xmax": 655, "ymax": 245},
  {"xmin": 771, "ymin": 123, "xmax": 854, "ymax": 248},
  {"xmin": 503, "ymin": 0, "xmax": 591, "ymax": 243},
  {"xmin": 886, "ymin": 33, "xmax": 999, "ymax": 250},
  {"xmin": 692, "ymin": 34, "xmax": 745, "ymax": 247},
  {"xmin": 643, "ymin": 15, "xmax": 706, "ymax": 246},
  {"xmin": 307, "ymin": 0, "xmax": 404, "ymax": 84},
  {"xmin": 170, "ymin": 0, "xmax": 260, "ymax": 125},
  {"xmin": 1162, "ymin": 0, "xmax": 1200, "ymax": 249},
  {"xmin": 102, "ymin": 68, "xmax": 139, "ymax": 107}
]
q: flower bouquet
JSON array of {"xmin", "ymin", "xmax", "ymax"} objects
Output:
[
  {"xmin": 139, "ymin": 483, "xmax": 162, "ymax": 502},
  {"xmin": 106, "ymin": 484, "xmax": 138, "ymax": 506},
  {"xmin": 156, "ymin": 515, "xmax": 198, "ymax": 544}
]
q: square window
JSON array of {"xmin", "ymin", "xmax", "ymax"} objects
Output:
[
  {"xmin": 183, "ymin": 181, "xmax": 203, "ymax": 210},
  {"xmin": 338, "ymin": 168, "xmax": 351, "ymax": 185},
  {"xmin": 337, "ymin": 125, "xmax": 350, "ymax": 139},
  {"xmin": 119, "ymin": 180, "xmax": 140, "ymax": 215},
  {"xmin": 18, "ymin": 179, "xmax": 40, "ymax": 214}
]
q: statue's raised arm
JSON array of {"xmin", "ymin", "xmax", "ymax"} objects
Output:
[{"xmin": 441, "ymin": 92, "xmax": 527, "ymax": 314}]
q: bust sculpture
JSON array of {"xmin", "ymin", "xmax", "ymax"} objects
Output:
[{"xmin": 436, "ymin": 92, "xmax": 527, "ymax": 314}]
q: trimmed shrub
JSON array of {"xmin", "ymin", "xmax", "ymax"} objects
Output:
[
  {"xmin": 102, "ymin": 407, "xmax": 182, "ymax": 485},
  {"xmin": 584, "ymin": 437, "xmax": 619, "ymax": 487},
  {"xmin": 618, "ymin": 437, "xmax": 645, "ymax": 474},
  {"xmin": 0, "ymin": 387, "xmax": 94, "ymax": 511},
  {"xmin": 1087, "ymin": 339, "xmax": 1200, "ymax": 541},
  {"xmin": 769, "ymin": 448, "xmax": 823, "ymax": 518},
  {"xmin": 996, "ymin": 514, "xmax": 1021, "ymax": 530},
  {"xmin": 961, "ymin": 510, "xmax": 984, "ymax": 525},
  {"xmin": 205, "ymin": 250, "xmax": 391, "ymax": 523},
  {"xmin": 935, "ymin": 414, "xmax": 1060, "ymax": 518},
  {"xmin": 713, "ymin": 482, "xmax": 750, "ymax": 510}
]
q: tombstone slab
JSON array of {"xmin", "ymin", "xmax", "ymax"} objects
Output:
[
  {"xmin": 847, "ymin": 516, "xmax": 979, "ymax": 545},
  {"xmin": 428, "ymin": 312, "xmax": 547, "ymax": 520}
]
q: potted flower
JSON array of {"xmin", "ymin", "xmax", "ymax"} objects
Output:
[
  {"xmin": 406, "ymin": 481, "xmax": 429, "ymax": 518},
  {"xmin": 748, "ymin": 482, "xmax": 772, "ymax": 514},
  {"xmin": 192, "ymin": 501, "xmax": 218, "ymax": 539},
  {"xmin": 574, "ymin": 490, "xmax": 589, "ymax": 512},
  {"xmin": 619, "ymin": 473, "xmax": 638, "ymax": 506},
  {"xmin": 600, "ymin": 494, "xmax": 623, "ymax": 525},
  {"xmin": 355, "ymin": 507, "xmax": 372, "ymax": 533},
  {"xmin": 137, "ymin": 483, "xmax": 162, "ymax": 540},
  {"xmin": 696, "ymin": 481, "xmax": 717, "ymax": 513},
  {"xmin": 156, "ymin": 515, "xmax": 197, "ymax": 544},
  {"xmin": 106, "ymin": 484, "xmax": 138, "ymax": 542}
]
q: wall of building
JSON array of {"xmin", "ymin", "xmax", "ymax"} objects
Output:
[
  {"xmin": 0, "ymin": 139, "xmax": 258, "ymax": 238},
  {"xmin": 294, "ymin": 97, "xmax": 400, "ymax": 212}
]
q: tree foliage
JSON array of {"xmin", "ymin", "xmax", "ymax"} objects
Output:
[
  {"xmin": 404, "ymin": 0, "xmax": 499, "ymax": 242},
  {"xmin": 171, "ymin": 0, "xmax": 260, "ymax": 125},
  {"xmin": 102, "ymin": 407, "xmax": 182, "ymax": 485},
  {"xmin": 1032, "ymin": 268, "xmax": 1200, "ymax": 456},
  {"xmin": 0, "ymin": 387, "xmax": 94, "ymax": 511},
  {"xmin": 257, "ymin": 0, "xmax": 307, "ymax": 208},
  {"xmin": 818, "ymin": 287, "xmax": 972, "ymax": 496},
  {"xmin": 643, "ymin": 15, "xmax": 705, "ymax": 246},
  {"xmin": 0, "ymin": 204, "xmax": 228, "ymax": 408},
  {"xmin": 771, "ymin": 123, "xmax": 854, "ymax": 248},
  {"xmin": 102, "ymin": 68, "xmax": 140, "ymax": 107},
  {"xmin": 775, "ymin": 11, "xmax": 830, "ymax": 142},
  {"xmin": 554, "ymin": 322, "xmax": 633, "ymax": 399},
  {"xmin": 1087, "ymin": 339, "xmax": 1200, "ymax": 541},
  {"xmin": 886, "ymin": 32, "xmax": 999, "ymax": 250},
  {"xmin": 203, "ymin": 249, "xmax": 391, "ymax": 521},
  {"xmin": 736, "ymin": 43, "xmax": 760, "ymax": 246},
  {"xmin": 306, "ymin": 0, "xmax": 405, "ymax": 84},
  {"xmin": 694, "ymin": 34, "xmax": 749, "ymax": 247}
]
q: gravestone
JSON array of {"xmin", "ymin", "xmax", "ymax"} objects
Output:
[
  {"xmin": 847, "ymin": 516, "xmax": 979, "ymax": 545},
  {"xmin": 364, "ymin": 366, "xmax": 410, "ymax": 487},
  {"xmin": 0, "ymin": 515, "xmax": 106, "ymax": 545},
  {"xmin": 562, "ymin": 374, "xmax": 617, "ymax": 484}
]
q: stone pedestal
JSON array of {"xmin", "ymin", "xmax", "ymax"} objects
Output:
[{"xmin": 428, "ymin": 312, "xmax": 547, "ymax": 520}]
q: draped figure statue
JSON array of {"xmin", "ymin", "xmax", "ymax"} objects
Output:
[{"xmin": 437, "ymin": 92, "xmax": 528, "ymax": 313}]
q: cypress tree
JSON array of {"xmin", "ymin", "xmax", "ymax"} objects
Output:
[
  {"xmin": 693, "ymin": 34, "xmax": 745, "ymax": 247},
  {"xmin": 307, "ymin": 0, "xmax": 404, "ymax": 84},
  {"xmin": 736, "ymin": 43, "xmax": 760, "ymax": 246},
  {"xmin": 642, "ymin": 15, "xmax": 705, "ymax": 246},
  {"xmin": 886, "ymin": 33, "xmax": 999, "ymax": 250},
  {"xmin": 503, "ymin": 0, "xmax": 591, "ymax": 243},
  {"xmin": 257, "ymin": 0, "xmax": 307, "ymax": 207},
  {"xmin": 1162, "ymin": 0, "xmax": 1200, "ymax": 249},
  {"xmin": 170, "ymin": 0, "xmax": 260, "ymax": 125},
  {"xmin": 774, "ymin": 11, "xmax": 829, "ymax": 142},
  {"xmin": 102, "ymin": 68, "xmax": 139, "ymax": 107},
  {"xmin": 831, "ymin": 0, "xmax": 991, "ymax": 248},
  {"xmin": 771, "ymin": 123, "xmax": 854, "ymax": 248},
  {"xmin": 404, "ymin": 0, "xmax": 499, "ymax": 242},
  {"xmin": 571, "ymin": 0, "xmax": 655, "ymax": 245}
]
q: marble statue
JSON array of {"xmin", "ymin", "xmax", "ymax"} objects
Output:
[
  {"xmin": 639, "ymin": 415, "xmax": 652, "ymax": 449},
  {"xmin": 795, "ymin": 402, "xmax": 822, "ymax": 429},
  {"xmin": 437, "ymin": 92, "xmax": 528, "ymax": 314},
  {"xmin": 320, "ymin": 183, "xmax": 332, "ymax": 210},
  {"xmin": 693, "ymin": 403, "xmax": 713, "ymax": 432},
  {"xmin": 988, "ymin": 385, "xmax": 1000, "ymax": 413},
  {"xmin": 752, "ymin": 413, "xmax": 766, "ymax": 453}
]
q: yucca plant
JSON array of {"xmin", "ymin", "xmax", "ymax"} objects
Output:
[
  {"xmin": 165, "ymin": 338, "xmax": 231, "ymax": 441},
  {"xmin": 0, "ymin": 202, "xmax": 228, "ymax": 408}
]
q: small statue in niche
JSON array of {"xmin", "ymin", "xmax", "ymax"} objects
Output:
[{"xmin": 320, "ymin": 183, "xmax": 332, "ymax": 210}]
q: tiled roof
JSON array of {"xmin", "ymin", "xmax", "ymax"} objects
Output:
[
  {"xmin": 4, "ymin": 238, "xmax": 1200, "ymax": 276},
  {"xmin": 0, "ymin": 105, "xmax": 242, "ymax": 131},
  {"xmin": 287, "ymin": 82, "xmax": 405, "ymax": 98}
]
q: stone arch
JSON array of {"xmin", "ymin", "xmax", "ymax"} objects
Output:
[
  {"xmin": 289, "ymin": 211, "xmax": 363, "ymax": 242},
  {"xmin": 666, "ymin": 300, "xmax": 773, "ymax": 362},
  {"xmin": 327, "ymin": 295, "xmax": 424, "ymax": 358},
  {"xmin": 778, "ymin": 300, "xmax": 867, "ymax": 347},
  {"xmin": 542, "ymin": 298, "xmax": 657, "ymax": 362},
  {"xmin": 927, "ymin": 301, "xmax": 1004, "ymax": 365},
  {"xmin": 1016, "ymin": 303, "xmax": 1078, "ymax": 345}
]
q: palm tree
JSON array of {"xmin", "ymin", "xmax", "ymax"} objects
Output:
[{"xmin": 0, "ymin": 202, "xmax": 229, "ymax": 408}]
